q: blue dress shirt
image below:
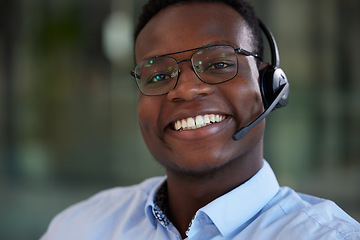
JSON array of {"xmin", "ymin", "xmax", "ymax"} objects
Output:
[{"xmin": 41, "ymin": 161, "xmax": 360, "ymax": 239}]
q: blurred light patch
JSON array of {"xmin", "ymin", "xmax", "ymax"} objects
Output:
[{"xmin": 102, "ymin": 11, "xmax": 133, "ymax": 63}]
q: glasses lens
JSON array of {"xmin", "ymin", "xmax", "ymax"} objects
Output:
[
  {"xmin": 135, "ymin": 57, "xmax": 178, "ymax": 95},
  {"xmin": 192, "ymin": 45, "xmax": 238, "ymax": 84}
]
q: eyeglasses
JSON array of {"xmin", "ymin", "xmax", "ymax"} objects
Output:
[{"xmin": 130, "ymin": 44, "xmax": 261, "ymax": 96}]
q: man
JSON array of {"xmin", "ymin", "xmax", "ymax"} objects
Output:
[{"xmin": 41, "ymin": 0, "xmax": 360, "ymax": 239}]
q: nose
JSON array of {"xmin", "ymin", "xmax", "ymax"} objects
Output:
[{"xmin": 167, "ymin": 62, "xmax": 214, "ymax": 101}]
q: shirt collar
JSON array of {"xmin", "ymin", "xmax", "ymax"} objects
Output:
[
  {"xmin": 192, "ymin": 160, "xmax": 280, "ymax": 237},
  {"xmin": 145, "ymin": 160, "xmax": 280, "ymax": 237},
  {"xmin": 145, "ymin": 176, "xmax": 168, "ymax": 227}
]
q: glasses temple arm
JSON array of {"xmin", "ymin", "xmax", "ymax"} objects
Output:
[{"xmin": 236, "ymin": 48, "xmax": 263, "ymax": 62}]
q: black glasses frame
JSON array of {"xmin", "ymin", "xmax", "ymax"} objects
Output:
[{"xmin": 130, "ymin": 44, "xmax": 262, "ymax": 96}]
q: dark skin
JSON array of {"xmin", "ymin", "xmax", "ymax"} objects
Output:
[{"xmin": 135, "ymin": 2, "xmax": 266, "ymax": 238}]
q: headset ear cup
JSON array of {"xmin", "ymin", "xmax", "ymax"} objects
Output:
[
  {"xmin": 260, "ymin": 67, "xmax": 275, "ymax": 109},
  {"xmin": 260, "ymin": 67, "xmax": 289, "ymax": 110}
]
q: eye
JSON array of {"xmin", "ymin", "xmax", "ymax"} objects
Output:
[
  {"xmin": 147, "ymin": 73, "xmax": 171, "ymax": 84},
  {"xmin": 146, "ymin": 69, "xmax": 178, "ymax": 85},
  {"xmin": 205, "ymin": 59, "xmax": 235, "ymax": 72},
  {"xmin": 208, "ymin": 62, "xmax": 231, "ymax": 70}
]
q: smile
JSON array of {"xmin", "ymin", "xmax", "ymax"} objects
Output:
[{"xmin": 174, "ymin": 114, "xmax": 227, "ymax": 131}]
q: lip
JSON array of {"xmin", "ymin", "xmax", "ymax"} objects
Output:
[{"xmin": 165, "ymin": 115, "xmax": 234, "ymax": 141}]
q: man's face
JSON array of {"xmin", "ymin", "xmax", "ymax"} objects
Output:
[{"xmin": 135, "ymin": 2, "xmax": 264, "ymax": 175}]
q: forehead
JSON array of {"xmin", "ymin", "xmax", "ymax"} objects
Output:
[{"xmin": 135, "ymin": 2, "xmax": 254, "ymax": 62}]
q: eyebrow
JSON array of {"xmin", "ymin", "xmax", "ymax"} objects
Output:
[{"xmin": 144, "ymin": 40, "xmax": 239, "ymax": 60}]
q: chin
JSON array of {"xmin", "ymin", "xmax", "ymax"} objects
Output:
[
  {"xmin": 155, "ymin": 149, "xmax": 236, "ymax": 177},
  {"xmin": 166, "ymin": 161, "xmax": 228, "ymax": 178}
]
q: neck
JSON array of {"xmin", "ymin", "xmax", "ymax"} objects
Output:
[{"xmin": 165, "ymin": 147, "xmax": 263, "ymax": 238}]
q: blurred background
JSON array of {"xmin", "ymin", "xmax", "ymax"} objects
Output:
[{"xmin": 0, "ymin": 0, "xmax": 359, "ymax": 239}]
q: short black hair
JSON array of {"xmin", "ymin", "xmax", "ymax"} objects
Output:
[{"xmin": 134, "ymin": 0, "xmax": 263, "ymax": 59}]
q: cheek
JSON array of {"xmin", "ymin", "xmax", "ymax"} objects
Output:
[
  {"xmin": 138, "ymin": 99, "xmax": 157, "ymax": 154},
  {"xmin": 248, "ymin": 80, "xmax": 263, "ymax": 113},
  {"xmin": 137, "ymin": 97, "xmax": 157, "ymax": 141},
  {"xmin": 137, "ymin": 96, "xmax": 167, "ymax": 157},
  {"xmin": 226, "ymin": 71, "xmax": 263, "ymax": 124},
  {"xmin": 244, "ymin": 60, "xmax": 263, "ymax": 111},
  {"xmin": 233, "ymin": 87, "xmax": 262, "ymax": 126}
]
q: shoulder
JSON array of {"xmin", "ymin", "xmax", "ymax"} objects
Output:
[
  {"xmin": 41, "ymin": 176, "xmax": 165, "ymax": 239},
  {"xmin": 261, "ymin": 186, "xmax": 360, "ymax": 239},
  {"xmin": 61, "ymin": 176, "xmax": 163, "ymax": 216},
  {"xmin": 85, "ymin": 176, "xmax": 164, "ymax": 206}
]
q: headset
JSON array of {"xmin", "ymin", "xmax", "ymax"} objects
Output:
[{"xmin": 232, "ymin": 19, "xmax": 290, "ymax": 141}]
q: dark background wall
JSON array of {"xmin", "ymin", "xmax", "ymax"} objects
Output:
[{"xmin": 1, "ymin": 0, "xmax": 359, "ymax": 239}]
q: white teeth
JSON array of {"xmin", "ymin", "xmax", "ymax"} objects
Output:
[
  {"xmin": 175, "ymin": 121, "xmax": 181, "ymax": 131},
  {"xmin": 204, "ymin": 115, "xmax": 210, "ymax": 125},
  {"xmin": 215, "ymin": 115, "xmax": 220, "ymax": 122},
  {"xmin": 187, "ymin": 117, "xmax": 195, "ymax": 129},
  {"xmin": 174, "ymin": 114, "xmax": 226, "ymax": 131},
  {"xmin": 195, "ymin": 115, "xmax": 204, "ymax": 127},
  {"xmin": 181, "ymin": 119, "xmax": 187, "ymax": 129},
  {"xmin": 210, "ymin": 114, "xmax": 215, "ymax": 122}
]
